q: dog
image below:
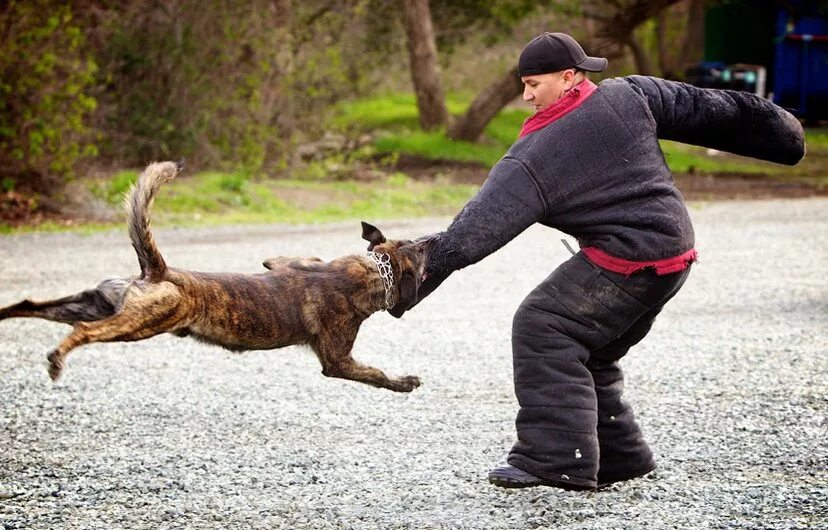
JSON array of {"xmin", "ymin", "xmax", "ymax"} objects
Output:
[{"xmin": 0, "ymin": 162, "xmax": 432, "ymax": 392}]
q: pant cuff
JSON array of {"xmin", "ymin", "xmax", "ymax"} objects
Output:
[{"xmin": 507, "ymin": 454, "xmax": 597, "ymax": 490}]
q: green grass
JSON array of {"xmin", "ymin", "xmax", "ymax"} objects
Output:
[
  {"xmin": 4, "ymin": 95, "xmax": 825, "ymax": 234},
  {"xmin": 159, "ymin": 176, "xmax": 478, "ymax": 227},
  {"xmin": 334, "ymin": 93, "xmax": 470, "ymax": 131},
  {"xmin": 88, "ymin": 169, "xmax": 139, "ymax": 204},
  {"xmin": 660, "ymin": 129, "xmax": 828, "ymax": 187},
  {"xmin": 0, "ymin": 171, "xmax": 478, "ymax": 234},
  {"xmin": 803, "ymin": 127, "xmax": 828, "ymax": 149},
  {"xmin": 658, "ymin": 141, "xmax": 773, "ymax": 174},
  {"xmin": 336, "ymin": 93, "xmax": 529, "ymax": 166},
  {"xmin": 374, "ymin": 131, "xmax": 506, "ymax": 166},
  {"xmin": 337, "ymin": 94, "xmax": 827, "ymax": 181}
]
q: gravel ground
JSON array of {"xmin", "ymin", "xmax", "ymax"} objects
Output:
[{"xmin": 1, "ymin": 198, "xmax": 826, "ymax": 530}]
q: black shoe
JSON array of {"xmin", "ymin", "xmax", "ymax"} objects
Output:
[
  {"xmin": 596, "ymin": 463, "xmax": 656, "ymax": 489},
  {"xmin": 488, "ymin": 464, "xmax": 594, "ymax": 491},
  {"xmin": 488, "ymin": 463, "xmax": 546, "ymax": 488}
]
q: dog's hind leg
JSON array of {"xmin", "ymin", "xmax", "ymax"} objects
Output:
[
  {"xmin": 0, "ymin": 279, "xmax": 129, "ymax": 325},
  {"xmin": 46, "ymin": 282, "xmax": 181, "ymax": 381},
  {"xmin": 313, "ymin": 328, "xmax": 421, "ymax": 393}
]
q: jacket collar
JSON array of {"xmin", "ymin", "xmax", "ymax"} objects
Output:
[{"xmin": 519, "ymin": 79, "xmax": 598, "ymax": 138}]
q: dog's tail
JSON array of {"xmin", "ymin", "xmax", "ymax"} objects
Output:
[{"xmin": 125, "ymin": 161, "xmax": 181, "ymax": 282}]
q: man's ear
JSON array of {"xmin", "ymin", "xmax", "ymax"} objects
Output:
[
  {"xmin": 388, "ymin": 272, "xmax": 418, "ymax": 318},
  {"xmin": 361, "ymin": 221, "xmax": 386, "ymax": 251}
]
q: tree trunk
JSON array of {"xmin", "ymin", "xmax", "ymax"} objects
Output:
[
  {"xmin": 448, "ymin": 66, "xmax": 523, "ymax": 142},
  {"xmin": 627, "ymin": 34, "xmax": 655, "ymax": 76},
  {"xmin": 587, "ymin": 0, "xmax": 684, "ymax": 60},
  {"xmin": 441, "ymin": 0, "xmax": 685, "ymax": 144},
  {"xmin": 401, "ymin": 0, "xmax": 449, "ymax": 131},
  {"xmin": 677, "ymin": 0, "xmax": 705, "ymax": 76},
  {"xmin": 655, "ymin": 10, "xmax": 675, "ymax": 77}
]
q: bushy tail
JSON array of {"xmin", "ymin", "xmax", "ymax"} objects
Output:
[{"xmin": 125, "ymin": 161, "xmax": 181, "ymax": 282}]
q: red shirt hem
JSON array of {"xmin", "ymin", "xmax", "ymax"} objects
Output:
[{"xmin": 581, "ymin": 246, "xmax": 697, "ymax": 276}]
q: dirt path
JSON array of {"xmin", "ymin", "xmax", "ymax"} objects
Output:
[{"xmin": 1, "ymin": 199, "xmax": 826, "ymax": 529}]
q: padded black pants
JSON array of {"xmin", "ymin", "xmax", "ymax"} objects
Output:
[{"xmin": 507, "ymin": 252, "xmax": 690, "ymax": 489}]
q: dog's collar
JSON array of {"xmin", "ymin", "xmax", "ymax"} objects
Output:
[{"xmin": 366, "ymin": 251, "xmax": 396, "ymax": 310}]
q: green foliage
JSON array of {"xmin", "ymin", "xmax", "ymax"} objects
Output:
[
  {"xmin": 432, "ymin": 0, "xmax": 554, "ymax": 46},
  {"xmin": 0, "ymin": 1, "xmax": 98, "ymax": 180},
  {"xmin": 363, "ymin": 0, "xmax": 557, "ymax": 53},
  {"xmin": 336, "ymin": 93, "xmax": 528, "ymax": 166},
  {"xmin": 479, "ymin": 108, "xmax": 530, "ymax": 145},
  {"xmin": 85, "ymin": 0, "xmax": 384, "ymax": 172},
  {"xmin": 659, "ymin": 141, "xmax": 783, "ymax": 174},
  {"xmin": 337, "ymin": 92, "xmax": 827, "ymax": 184},
  {"xmin": 0, "ymin": 0, "xmax": 577, "ymax": 189},
  {"xmin": 335, "ymin": 94, "xmax": 425, "ymax": 131},
  {"xmin": 94, "ymin": 1, "xmax": 287, "ymax": 171},
  {"xmin": 211, "ymin": 172, "xmax": 250, "ymax": 193},
  {"xmin": 89, "ymin": 170, "xmax": 138, "ymax": 204},
  {"xmin": 374, "ymin": 131, "xmax": 505, "ymax": 166},
  {"xmin": 334, "ymin": 94, "xmax": 470, "ymax": 131},
  {"xmin": 75, "ymin": 170, "xmax": 476, "ymax": 230},
  {"xmin": 804, "ymin": 128, "xmax": 828, "ymax": 150}
]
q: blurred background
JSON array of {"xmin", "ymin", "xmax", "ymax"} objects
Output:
[{"xmin": 1, "ymin": 0, "xmax": 826, "ymax": 230}]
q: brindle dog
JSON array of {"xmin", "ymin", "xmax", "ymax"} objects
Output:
[{"xmin": 0, "ymin": 162, "xmax": 432, "ymax": 392}]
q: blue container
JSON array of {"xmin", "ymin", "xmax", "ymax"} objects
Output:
[{"xmin": 773, "ymin": 8, "xmax": 828, "ymax": 121}]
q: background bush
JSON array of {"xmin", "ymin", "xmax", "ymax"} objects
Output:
[
  {"xmin": 0, "ymin": 0, "xmax": 722, "ymax": 192},
  {"xmin": 0, "ymin": 1, "xmax": 98, "ymax": 188},
  {"xmin": 1, "ymin": 0, "xmax": 392, "ymax": 187}
]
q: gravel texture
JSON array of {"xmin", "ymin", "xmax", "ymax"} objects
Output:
[{"xmin": 1, "ymin": 198, "xmax": 826, "ymax": 530}]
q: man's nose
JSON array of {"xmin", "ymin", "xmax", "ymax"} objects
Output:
[{"xmin": 523, "ymin": 88, "xmax": 533, "ymax": 101}]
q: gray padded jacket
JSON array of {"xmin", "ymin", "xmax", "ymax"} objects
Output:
[{"xmin": 412, "ymin": 75, "xmax": 805, "ymax": 308}]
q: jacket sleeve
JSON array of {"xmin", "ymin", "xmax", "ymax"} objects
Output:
[
  {"xmin": 413, "ymin": 157, "xmax": 547, "ymax": 307},
  {"xmin": 624, "ymin": 75, "xmax": 805, "ymax": 166}
]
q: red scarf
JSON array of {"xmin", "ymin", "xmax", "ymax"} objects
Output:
[{"xmin": 519, "ymin": 79, "xmax": 598, "ymax": 138}]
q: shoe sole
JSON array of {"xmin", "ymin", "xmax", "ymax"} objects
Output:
[
  {"xmin": 488, "ymin": 476, "xmax": 543, "ymax": 489},
  {"xmin": 489, "ymin": 476, "xmax": 595, "ymax": 491}
]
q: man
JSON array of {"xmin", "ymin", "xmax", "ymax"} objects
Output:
[{"xmin": 399, "ymin": 32, "xmax": 806, "ymax": 490}]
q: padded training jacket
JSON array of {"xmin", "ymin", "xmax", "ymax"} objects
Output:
[{"xmin": 417, "ymin": 75, "xmax": 805, "ymax": 300}]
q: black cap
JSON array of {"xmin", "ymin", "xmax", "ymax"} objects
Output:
[{"xmin": 518, "ymin": 32, "xmax": 608, "ymax": 77}]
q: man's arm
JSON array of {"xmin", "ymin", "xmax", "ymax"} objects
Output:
[
  {"xmin": 413, "ymin": 157, "xmax": 547, "ymax": 307},
  {"xmin": 624, "ymin": 75, "xmax": 805, "ymax": 166}
]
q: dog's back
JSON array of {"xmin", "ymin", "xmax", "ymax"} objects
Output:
[{"xmin": 162, "ymin": 255, "xmax": 384, "ymax": 351}]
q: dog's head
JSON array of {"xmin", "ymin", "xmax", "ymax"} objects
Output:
[{"xmin": 361, "ymin": 221, "xmax": 435, "ymax": 318}]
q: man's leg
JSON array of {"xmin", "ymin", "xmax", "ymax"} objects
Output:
[
  {"xmin": 505, "ymin": 293, "xmax": 600, "ymax": 490},
  {"xmin": 588, "ymin": 358, "xmax": 656, "ymax": 487},
  {"xmin": 496, "ymin": 256, "xmax": 649, "ymax": 490},
  {"xmin": 491, "ymin": 256, "xmax": 690, "ymax": 490},
  {"xmin": 588, "ymin": 270, "xmax": 690, "ymax": 487}
]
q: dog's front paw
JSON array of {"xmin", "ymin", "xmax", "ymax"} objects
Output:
[
  {"xmin": 392, "ymin": 375, "xmax": 421, "ymax": 393},
  {"xmin": 46, "ymin": 351, "xmax": 64, "ymax": 381}
]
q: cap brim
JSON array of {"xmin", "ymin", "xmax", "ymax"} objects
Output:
[{"xmin": 577, "ymin": 56, "xmax": 608, "ymax": 72}]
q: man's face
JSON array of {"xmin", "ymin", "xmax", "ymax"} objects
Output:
[{"xmin": 521, "ymin": 69, "xmax": 578, "ymax": 112}]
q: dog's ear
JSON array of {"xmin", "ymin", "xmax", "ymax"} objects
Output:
[
  {"xmin": 361, "ymin": 221, "xmax": 386, "ymax": 251},
  {"xmin": 388, "ymin": 272, "xmax": 418, "ymax": 319}
]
